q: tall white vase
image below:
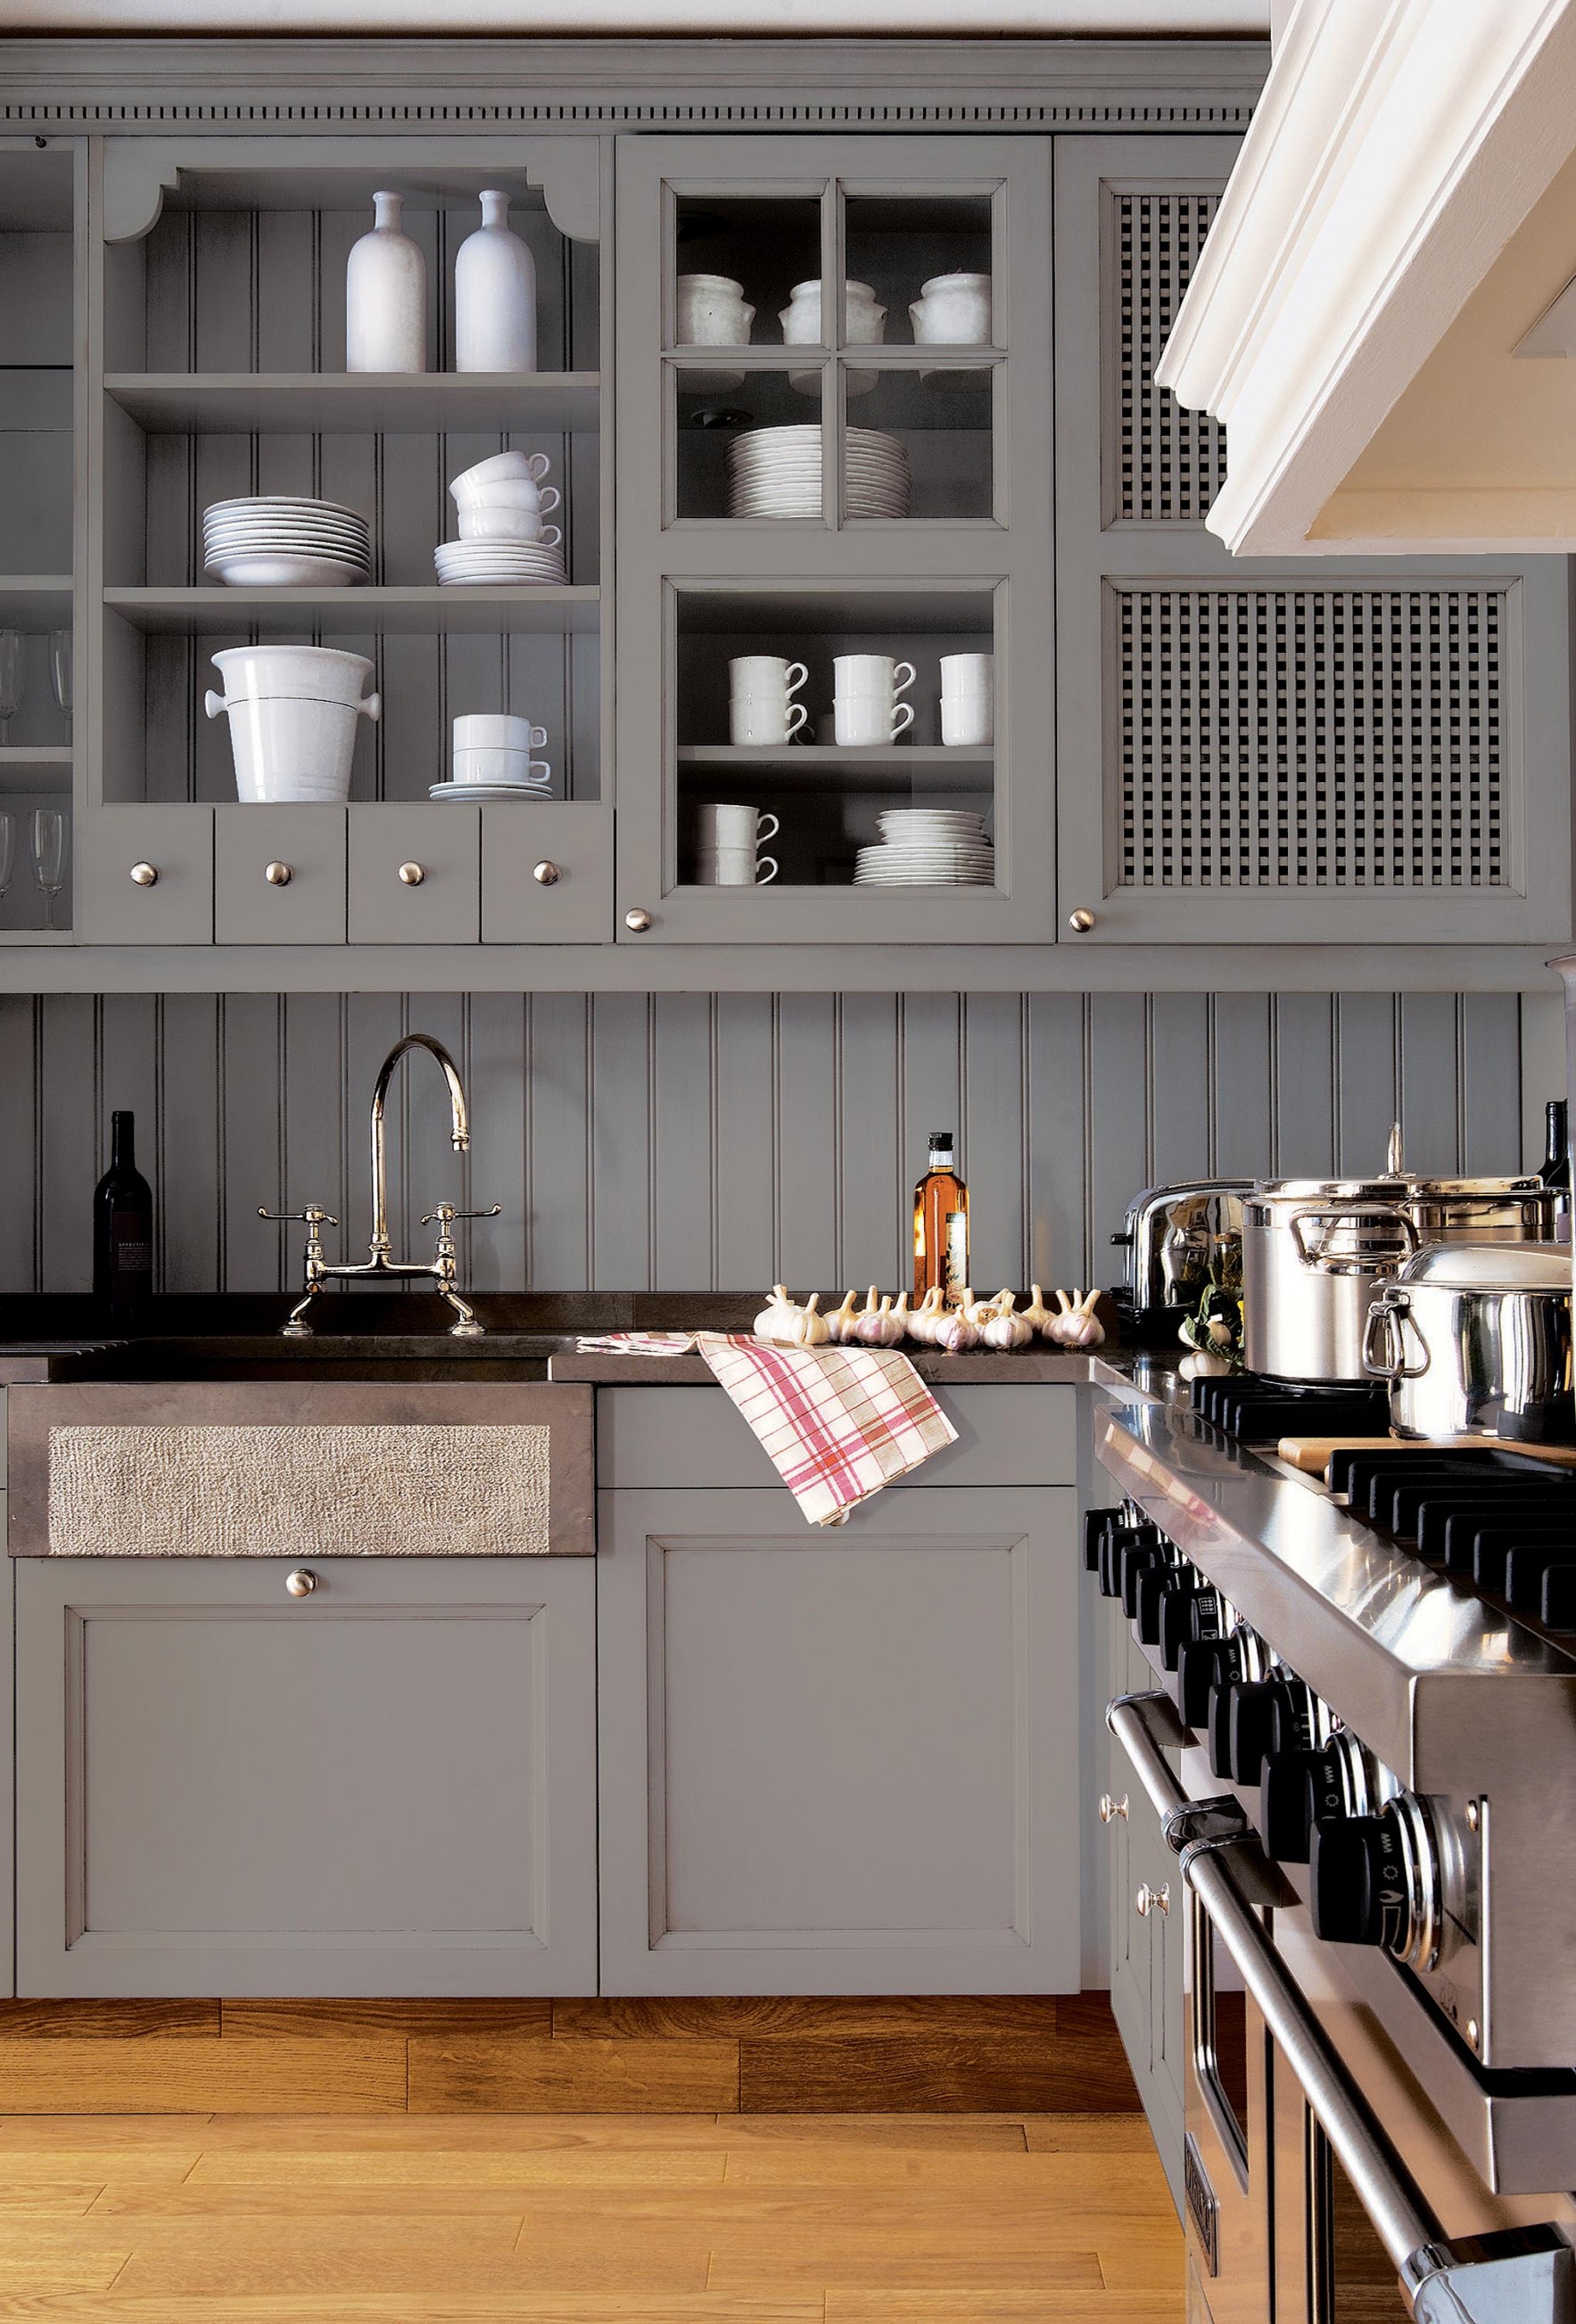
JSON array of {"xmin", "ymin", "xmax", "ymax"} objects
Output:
[
  {"xmin": 345, "ymin": 191, "xmax": 427, "ymax": 374},
  {"xmin": 455, "ymin": 190, "xmax": 537, "ymax": 373}
]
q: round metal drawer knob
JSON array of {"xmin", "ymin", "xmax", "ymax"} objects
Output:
[
  {"xmin": 532, "ymin": 860, "xmax": 561, "ymax": 886},
  {"xmin": 1135, "ymin": 1882, "xmax": 1170, "ymax": 1918},
  {"xmin": 129, "ymin": 861, "xmax": 159, "ymax": 887},
  {"xmin": 285, "ymin": 1568, "xmax": 318, "ymax": 1598},
  {"xmin": 1098, "ymin": 1792, "xmax": 1129, "ymax": 1825},
  {"xmin": 624, "ymin": 906, "xmax": 653, "ymax": 933},
  {"xmin": 264, "ymin": 861, "xmax": 293, "ymax": 886},
  {"xmin": 1069, "ymin": 908, "xmax": 1096, "ymax": 933},
  {"xmin": 398, "ymin": 861, "xmax": 425, "ymax": 886}
]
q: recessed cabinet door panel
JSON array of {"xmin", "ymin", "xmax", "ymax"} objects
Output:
[
  {"xmin": 214, "ymin": 804, "xmax": 347, "ymax": 945},
  {"xmin": 78, "ymin": 805, "xmax": 214, "ymax": 945},
  {"xmin": 598, "ymin": 1484, "xmax": 1080, "ymax": 1994},
  {"xmin": 347, "ymin": 804, "xmax": 480, "ymax": 944},
  {"xmin": 481, "ymin": 802, "xmax": 611, "ymax": 943},
  {"xmin": 15, "ymin": 1557, "xmax": 597, "ymax": 1997}
]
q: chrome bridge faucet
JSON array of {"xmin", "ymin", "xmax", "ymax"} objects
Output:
[{"xmin": 261, "ymin": 1034, "xmax": 500, "ymax": 1339}]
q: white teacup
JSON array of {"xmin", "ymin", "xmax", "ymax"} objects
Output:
[
  {"xmin": 454, "ymin": 713, "xmax": 548, "ymax": 753},
  {"xmin": 695, "ymin": 847, "xmax": 779, "ymax": 886},
  {"xmin": 457, "ymin": 506, "xmax": 562, "ymax": 543},
  {"xmin": 730, "ymin": 696, "xmax": 807, "ymax": 746},
  {"xmin": 835, "ymin": 694, "xmax": 914, "ymax": 746},
  {"xmin": 451, "ymin": 748, "xmax": 551, "ymax": 786},
  {"xmin": 834, "ymin": 654, "xmax": 916, "ymax": 699},
  {"xmin": 697, "ymin": 804, "xmax": 780, "ymax": 852},
  {"xmin": 451, "ymin": 449, "xmax": 553, "ymax": 494},
  {"xmin": 729, "ymin": 655, "xmax": 807, "ymax": 700},
  {"xmin": 939, "ymin": 651, "xmax": 994, "ymax": 746}
]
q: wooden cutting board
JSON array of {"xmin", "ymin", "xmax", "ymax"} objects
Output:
[{"xmin": 1279, "ymin": 1433, "xmax": 1576, "ymax": 1474}]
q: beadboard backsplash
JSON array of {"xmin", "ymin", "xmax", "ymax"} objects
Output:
[{"xmin": 0, "ymin": 990, "xmax": 1548, "ymax": 1299}]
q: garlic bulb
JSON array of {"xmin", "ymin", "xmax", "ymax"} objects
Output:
[
  {"xmin": 1019, "ymin": 1283, "xmax": 1052, "ymax": 1338},
  {"xmin": 825, "ymin": 1290, "xmax": 861, "ymax": 1344},
  {"xmin": 787, "ymin": 1291, "xmax": 831, "ymax": 1348},
  {"xmin": 908, "ymin": 1286, "xmax": 946, "ymax": 1345},
  {"xmin": 1179, "ymin": 1347, "xmax": 1233, "ymax": 1380},
  {"xmin": 1053, "ymin": 1288, "xmax": 1105, "ymax": 1350},
  {"xmin": 855, "ymin": 1293, "xmax": 905, "ymax": 1349},
  {"xmin": 961, "ymin": 1286, "xmax": 1001, "ymax": 1327},
  {"xmin": 932, "ymin": 1308, "xmax": 980, "ymax": 1353},
  {"xmin": 982, "ymin": 1291, "xmax": 1034, "ymax": 1352},
  {"xmin": 754, "ymin": 1284, "xmax": 801, "ymax": 1341}
]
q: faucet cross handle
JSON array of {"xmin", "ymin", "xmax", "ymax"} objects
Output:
[
  {"xmin": 421, "ymin": 1203, "xmax": 503, "ymax": 1226},
  {"xmin": 259, "ymin": 1204, "xmax": 340, "ymax": 1229}
]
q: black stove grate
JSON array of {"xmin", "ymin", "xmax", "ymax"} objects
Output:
[{"xmin": 1190, "ymin": 1371, "xmax": 1388, "ymax": 1443}]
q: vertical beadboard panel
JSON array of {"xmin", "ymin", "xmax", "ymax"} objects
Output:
[
  {"xmin": 466, "ymin": 993, "xmax": 527, "ymax": 1293},
  {"xmin": 1335, "ymin": 995, "xmax": 1400, "ymax": 1177},
  {"xmin": 775, "ymin": 994, "xmax": 839, "ymax": 1291},
  {"xmin": 37, "ymin": 997, "xmax": 97, "ymax": 1295},
  {"xmin": 1026, "ymin": 993, "xmax": 1088, "ymax": 1290},
  {"xmin": 219, "ymin": 993, "xmax": 284, "ymax": 1293},
  {"xmin": 1087, "ymin": 995, "xmax": 1148, "ymax": 1278},
  {"xmin": 1518, "ymin": 989, "xmax": 1565, "ymax": 1174},
  {"xmin": 1148, "ymin": 993, "xmax": 1211, "ymax": 1186},
  {"xmin": 339, "ymin": 994, "xmax": 407, "ymax": 1268},
  {"xmin": 589, "ymin": 993, "xmax": 652, "ymax": 1291},
  {"xmin": 1460, "ymin": 994, "xmax": 1523, "ymax": 1179},
  {"xmin": 529, "ymin": 993, "xmax": 592, "ymax": 1290},
  {"xmin": 1399, "ymin": 993, "xmax": 1463, "ymax": 1175},
  {"xmin": 280, "ymin": 993, "xmax": 347, "ymax": 1261},
  {"xmin": 1272, "ymin": 994, "xmax": 1335, "ymax": 1176},
  {"xmin": 838, "ymin": 994, "xmax": 902, "ymax": 1292},
  {"xmin": 963, "ymin": 994, "xmax": 1027, "ymax": 1291},
  {"xmin": 0, "ymin": 998, "xmax": 37, "ymax": 1293},
  {"xmin": 650, "ymin": 993, "xmax": 714, "ymax": 1291},
  {"xmin": 900, "ymin": 994, "xmax": 963, "ymax": 1195},
  {"xmin": 713, "ymin": 993, "xmax": 777, "ymax": 1291},
  {"xmin": 1211, "ymin": 994, "xmax": 1273, "ymax": 1182},
  {"xmin": 158, "ymin": 994, "xmax": 222, "ymax": 1297}
]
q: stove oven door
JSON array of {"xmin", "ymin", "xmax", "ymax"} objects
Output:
[
  {"xmin": 1270, "ymin": 2047, "xmax": 1411, "ymax": 2324},
  {"xmin": 1184, "ymin": 1883, "xmax": 1272, "ymax": 2324}
]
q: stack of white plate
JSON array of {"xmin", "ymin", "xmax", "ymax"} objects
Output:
[
  {"xmin": 202, "ymin": 496, "xmax": 371, "ymax": 589},
  {"xmin": 854, "ymin": 808, "xmax": 994, "ymax": 886},
  {"xmin": 434, "ymin": 536, "xmax": 567, "ymax": 586},
  {"xmin": 725, "ymin": 425, "xmax": 912, "ymax": 519}
]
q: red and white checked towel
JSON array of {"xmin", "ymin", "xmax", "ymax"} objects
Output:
[{"xmin": 575, "ymin": 1331, "xmax": 957, "ymax": 1525}]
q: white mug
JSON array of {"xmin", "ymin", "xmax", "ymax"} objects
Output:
[
  {"xmin": 834, "ymin": 654, "xmax": 916, "ymax": 701},
  {"xmin": 454, "ymin": 714, "xmax": 548, "ymax": 752},
  {"xmin": 696, "ymin": 847, "xmax": 779, "ymax": 886},
  {"xmin": 458, "ymin": 506, "xmax": 562, "ymax": 544},
  {"xmin": 697, "ymin": 803, "xmax": 780, "ymax": 851},
  {"xmin": 730, "ymin": 696, "xmax": 808, "ymax": 746},
  {"xmin": 939, "ymin": 651, "xmax": 994, "ymax": 746},
  {"xmin": 835, "ymin": 694, "xmax": 914, "ymax": 746},
  {"xmin": 729, "ymin": 655, "xmax": 808, "ymax": 701}
]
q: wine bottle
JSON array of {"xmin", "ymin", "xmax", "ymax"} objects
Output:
[
  {"xmin": 1541, "ymin": 1097, "xmax": 1571, "ymax": 1243},
  {"xmin": 913, "ymin": 1130, "xmax": 970, "ymax": 1305},
  {"xmin": 94, "ymin": 1110, "xmax": 153, "ymax": 1323}
]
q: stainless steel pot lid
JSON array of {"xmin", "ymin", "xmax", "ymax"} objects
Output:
[
  {"xmin": 1391, "ymin": 1241, "xmax": 1573, "ymax": 1290},
  {"xmin": 1250, "ymin": 1176, "xmax": 1410, "ymax": 1205}
]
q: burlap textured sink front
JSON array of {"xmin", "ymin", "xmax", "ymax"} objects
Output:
[{"xmin": 6, "ymin": 1382, "xmax": 593, "ymax": 1558}]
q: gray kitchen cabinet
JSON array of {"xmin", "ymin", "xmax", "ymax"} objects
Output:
[
  {"xmin": 347, "ymin": 803, "xmax": 480, "ymax": 945},
  {"xmin": 215, "ymin": 804, "xmax": 347, "ymax": 945},
  {"xmin": 1053, "ymin": 134, "xmax": 1575, "ymax": 948},
  {"xmin": 613, "ymin": 134, "xmax": 1054, "ymax": 945},
  {"xmin": 77, "ymin": 804, "xmax": 214, "ymax": 945},
  {"xmin": 14, "ymin": 1555, "xmax": 597, "ymax": 1997},
  {"xmin": 481, "ymin": 801, "xmax": 611, "ymax": 943},
  {"xmin": 597, "ymin": 1480, "xmax": 1082, "ymax": 1995}
]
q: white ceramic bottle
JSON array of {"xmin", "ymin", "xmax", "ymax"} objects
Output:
[
  {"xmin": 455, "ymin": 190, "xmax": 538, "ymax": 373},
  {"xmin": 345, "ymin": 191, "xmax": 428, "ymax": 374}
]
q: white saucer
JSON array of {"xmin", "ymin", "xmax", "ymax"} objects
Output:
[{"xmin": 429, "ymin": 780, "xmax": 553, "ymax": 802}]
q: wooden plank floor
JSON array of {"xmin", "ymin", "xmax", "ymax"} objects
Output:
[{"xmin": 0, "ymin": 2108, "xmax": 1184, "ymax": 2320}]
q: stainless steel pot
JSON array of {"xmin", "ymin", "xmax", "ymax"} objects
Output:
[
  {"xmin": 1242, "ymin": 1173, "xmax": 1555, "ymax": 1383},
  {"xmin": 1110, "ymin": 1179, "xmax": 1249, "ymax": 1320},
  {"xmin": 1363, "ymin": 1242, "xmax": 1574, "ymax": 1442}
]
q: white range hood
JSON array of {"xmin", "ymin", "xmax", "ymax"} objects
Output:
[{"xmin": 1158, "ymin": 0, "xmax": 1576, "ymax": 555}]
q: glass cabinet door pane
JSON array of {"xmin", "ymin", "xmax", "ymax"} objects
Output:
[
  {"xmin": 670, "ymin": 196, "xmax": 824, "ymax": 350},
  {"xmin": 673, "ymin": 370, "xmax": 826, "ymax": 523},
  {"xmin": 841, "ymin": 192, "xmax": 996, "ymax": 350},
  {"xmin": 840, "ymin": 364, "xmax": 995, "ymax": 523}
]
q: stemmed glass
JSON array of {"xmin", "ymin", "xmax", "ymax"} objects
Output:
[
  {"xmin": 48, "ymin": 630, "xmax": 70, "ymax": 731},
  {"xmin": 0, "ymin": 813, "xmax": 14, "ymax": 928},
  {"xmin": 31, "ymin": 809, "xmax": 66, "ymax": 931},
  {"xmin": 0, "ymin": 632, "xmax": 23, "ymax": 746}
]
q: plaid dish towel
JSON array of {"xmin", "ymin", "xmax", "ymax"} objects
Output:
[{"xmin": 575, "ymin": 1331, "xmax": 958, "ymax": 1525}]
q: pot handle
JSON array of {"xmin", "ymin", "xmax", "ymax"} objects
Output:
[
  {"xmin": 1287, "ymin": 1203, "xmax": 1420, "ymax": 1271},
  {"xmin": 1362, "ymin": 1289, "xmax": 1428, "ymax": 1382}
]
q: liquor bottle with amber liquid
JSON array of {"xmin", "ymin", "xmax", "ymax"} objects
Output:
[
  {"xmin": 913, "ymin": 1130, "xmax": 970, "ymax": 1304},
  {"xmin": 94, "ymin": 1109, "xmax": 153, "ymax": 1326}
]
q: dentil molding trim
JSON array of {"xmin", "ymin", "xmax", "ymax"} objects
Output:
[{"xmin": 1156, "ymin": 0, "xmax": 1576, "ymax": 554}]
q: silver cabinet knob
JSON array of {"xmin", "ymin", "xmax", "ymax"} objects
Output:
[
  {"xmin": 264, "ymin": 861, "xmax": 293, "ymax": 886},
  {"xmin": 285, "ymin": 1568, "xmax": 318, "ymax": 1598},
  {"xmin": 624, "ymin": 906, "xmax": 652, "ymax": 932},
  {"xmin": 1135, "ymin": 1882, "xmax": 1170, "ymax": 1918},
  {"xmin": 532, "ymin": 860, "xmax": 561, "ymax": 886},
  {"xmin": 1098, "ymin": 1792, "xmax": 1129, "ymax": 1825},
  {"xmin": 398, "ymin": 861, "xmax": 425, "ymax": 886},
  {"xmin": 1069, "ymin": 908, "xmax": 1096, "ymax": 933},
  {"xmin": 129, "ymin": 861, "xmax": 159, "ymax": 887}
]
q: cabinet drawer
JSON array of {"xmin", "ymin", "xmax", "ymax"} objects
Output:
[
  {"xmin": 482, "ymin": 802, "xmax": 610, "ymax": 943},
  {"xmin": 348, "ymin": 804, "xmax": 479, "ymax": 944},
  {"xmin": 215, "ymin": 805, "xmax": 347, "ymax": 944},
  {"xmin": 77, "ymin": 805, "xmax": 213, "ymax": 944},
  {"xmin": 597, "ymin": 1383, "xmax": 1078, "ymax": 1490}
]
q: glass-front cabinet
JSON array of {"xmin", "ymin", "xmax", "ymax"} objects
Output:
[{"xmin": 614, "ymin": 136, "xmax": 1052, "ymax": 944}]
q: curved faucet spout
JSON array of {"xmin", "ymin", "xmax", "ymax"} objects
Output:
[{"xmin": 370, "ymin": 1034, "xmax": 470, "ymax": 1257}]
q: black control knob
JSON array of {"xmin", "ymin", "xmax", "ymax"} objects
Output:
[
  {"xmin": 1259, "ymin": 1746, "xmax": 1324, "ymax": 1863},
  {"xmin": 1159, "ymin": 1582, "xmax": 1221, "ymax": 1673},
  {"xmin": 1098, "ymin": 1523, "xmax": 1162, "ymax": 1601},
  {"xmin": 1207, "ymin": 1677, "xmax": 1236, "ymax": 1779},
  {"xmin": 1084, "ymin": 1506, "xmax": 1122, "ymax": 1573},
  {"xmin": 1119, "ymin": 1541, "xmax": 1165, "ymax": 1619},
  {"xmin": 1178, "ymin": 1636, "xmax": 1233, "ymax": 1729},
  {"xmin": 1133, "ymin": 1562, "xmax": 1184, "ymax": 1647},
  {"xmin": 1309, "ymin": 1813, "xmax": 1409, "ymax": 1950},
  {"xmin": 1226, "ymin": 1678, "xmax": 1288, "ymax": 1787}
]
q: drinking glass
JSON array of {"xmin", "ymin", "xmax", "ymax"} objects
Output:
[
  {"xmin": 48, "ymin": 630, "xmax": 71, "ymax": 724},
  {"xmin": 0, "ymin": 632, "xmax": 24, "ymax": 746},
  {"xmin": 31, "ymin": 809, "xmax": 66, "ymax": 931},
  {"xmin": 0, "ymin": 812, "xmax": 14, "ymax": 926}
]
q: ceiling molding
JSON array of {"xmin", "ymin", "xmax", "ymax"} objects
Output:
[{"xmin": 0, "ymin": 2, "xmax": 1269, "ymax": 28}]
